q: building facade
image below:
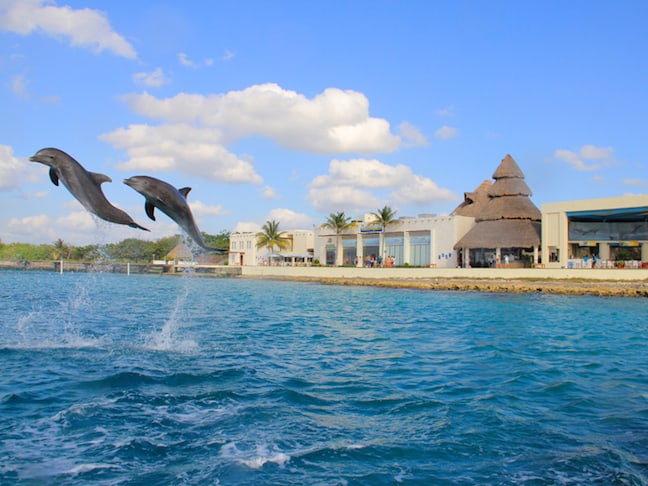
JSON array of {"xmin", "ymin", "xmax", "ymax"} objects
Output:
[
  {"xmin": 229, "ymin": 230, "xmax": 314, "ymax": 266},
  {"xmin": 314, "ymin": 213, "xmax": 474, "ymax": 268},
  {"xmin": 541, "ymin": 195, "xmax": 648, "ymax": 268}
]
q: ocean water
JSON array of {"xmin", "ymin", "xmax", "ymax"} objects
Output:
[{"xmin": 0, "ymin": 270, "xmax": 647, "ymax": 485}]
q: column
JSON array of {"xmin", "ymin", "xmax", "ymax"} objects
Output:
[
  {"xmin": 599, "ymin": 243, "xmax": 610, "ymax": 261},
  {"xmin": 430, "ymin": 229, "xmax": 436, "ymax": 267},
  {"xmin": 403, "ymin": 231, "xmax": 410, "ymax": 265},
  {"xmin": 356, "ymin": 233, "xmax": 363, "ymax": 267}
]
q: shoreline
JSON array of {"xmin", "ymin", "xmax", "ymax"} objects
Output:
[
  {"xmin": 3, "ymin": 259, "xmax": 648, "ymax": 297},
  {"xmin": 246, "ymin": 274, "xmax": 648, "ymax": 298}
]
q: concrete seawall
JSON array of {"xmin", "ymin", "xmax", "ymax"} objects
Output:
[
  {"xmin": 241, "ymin": 265, "xmax": 648, "ymax": 282},
  {"xmin": 240, "ymin": 265, "xmax": 648, "ymax": 297}
]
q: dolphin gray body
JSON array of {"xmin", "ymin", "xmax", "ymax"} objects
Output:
[
  {"xmin": 30, "ymin": 148, "xmax": 149, "ymax": 231},
  {"xmin": 123, "ymin": 175, "xmax": 225, "ymax": 253}
]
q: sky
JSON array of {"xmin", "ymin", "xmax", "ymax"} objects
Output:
[{"xmin": 1, "ymin": 0, "xmax": 647, "ymax": 245}]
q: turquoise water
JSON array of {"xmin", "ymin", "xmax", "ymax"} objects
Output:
[{"xmin": 0, "ymin": 270, "xmax": 647, "ymax": 485}]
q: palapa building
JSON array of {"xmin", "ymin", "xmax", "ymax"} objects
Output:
[{"xmin": 453, "ymin": 154, "xmax": 541, "ymax": 267}]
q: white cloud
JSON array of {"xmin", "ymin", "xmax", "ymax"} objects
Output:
[
  {"xmin": 554, "ymin": 144, "xmax": 614, "ymax": 172},
  {"xmin": 0, "ymin": 144, "xmax": 32, "ymax": 190},
  {"xmin": 8, "ymin": 214, "xmax": 56, "ymax": 241},
  {"xmin": 133, "ymin": 67, "xmax": 168, "ymax": 88},
  {"xmin": 623, "ymin": 178, "xmax": 648, "ymax": 187},
  {"xmin": 436, "ymin": 105, "xmax": 455, "ymax": 116},
  {"xmin": 0, "ymin": 0, "xmax": 136, "ymax": 58},
  {"xmin": 399, "ymin": 121, "xmax": 429, "ymax": 147},
  {"xmin": 178, "ymin": 52, "xmax": 212, "ymax": 68},
  {"xmin": 311, "ymin": 159, "xmax": 411, "ymax": 189},
  {"xmin": 580, "ymin": 144, "xmax": 613, "ymax": 160},
  {"xmin": 6, "ymin": 209, "xmax": 157, "ymax": 245},
  {"xmin": 100, "ymin": 123, "xmax": 263, "ymax": 184},
  {"xmin": 56, "ymin": 211, "xmax": 96, "ymax": 231},
  {"xmin": 11, "ymin": 73, "xmax": 30, "ymax": 100},
  {"xmin": 23, "ymin": 190, "xmax": 49, "ymax": 199},
  {"xmin": 265, "ymin": 208, "xmax": 314, "ymax": 230},
  {"xmin": 102, "ymin": 84, "xmax": 403, "ymax": 186},
  {"xmin": 307, "ymin": 158, "xmax": 456, "ymax": 213},
  {"xmin": 434, "ymin": 125, "xmax": 458, "ymax": 140},
  {"xmin": 261, "ymin": 185, "xmax": 278, "ymax": 199},
  {"xmin": 232, "ymin": 221, "xmax": 262, "ymax": 233},
  {"xmin": 308, "ymin": 184, "xmax": 382, "ymax": 214},
  {"xmin": 178, "ymin": 52, "xmax": 194, "ymax": 67},
  {"xmin": 189, "ymin": 200, "xmax": 228, "ymax": 217},
  {"xmin": 392, "ymin": 175, "xmax": 457, "ymax": 205},
  {"xmin": 116, "ymin": 84, "xmax": 401, "ymax": 154}
]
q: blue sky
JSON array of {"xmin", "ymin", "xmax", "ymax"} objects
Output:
[{"xmin": 1, "ymin": 0, "xmax": 647, "ymax": 245}]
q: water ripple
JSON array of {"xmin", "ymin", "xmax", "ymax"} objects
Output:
[{"xmin": 1, "ymin": 271, "xmax": 647, "ymax": 484}]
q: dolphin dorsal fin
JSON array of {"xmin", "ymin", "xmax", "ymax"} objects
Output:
[
  {"xmin": 179, "ymin": 187, "xmax": 192, "ymax": 199},
  {"xmin": 145, "ymin": 201, "xmax": 157, "ymax": 221},
  {"xmin": 49, "ymin": 168, "xmax": 60, "ymax": 186},
  {"xmin": 90, "ymin": 172, "xmax": 112, "ymax": 185}
]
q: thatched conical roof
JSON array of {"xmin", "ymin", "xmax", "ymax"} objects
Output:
[
  {"xmin": 452, "ymin": 180, "xmax": 491, "ymax": 217},
  {"xmin": 454, "ymin": 220, "xmax": 541, "ymax": 249},
  {"xmin": 487, "ymin": 177, "xmax": 532, "ymax": 198},
  {"xmin": 493, "ymin": 154, "xmax": 525, "ymax": 179},
  {"xmin": 166, "ymin": 243, "xmax": 192, "ymax": 259},
  {"xmin": 454, "ymin": 154, "xmax": 541, "ymax": 249},
  {"xmin": 478, "ymin": 195, "xmax": 541, "ymax": 221}
]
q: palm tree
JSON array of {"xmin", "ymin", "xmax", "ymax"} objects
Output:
[
  {"xmin": 370, "ymin": 205, "xmax": 397, "ymax": 264},
  {"xmin": 322, "ymin": 211, "xmax": 352, "ymax": 266},
  {"xmin": 52, "ymin": 238, "xmax": 71, "ymax": 260},
  {"xmin": 256, "ymin": 220, "xmax": 290, "ymax": 263}
]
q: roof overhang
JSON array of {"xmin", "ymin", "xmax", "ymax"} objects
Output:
[{"xmin": 567, "ymin": 206, "xmax": 648, "ymax": 222}]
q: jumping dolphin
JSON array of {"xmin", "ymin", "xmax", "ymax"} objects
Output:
[
  {"xmin": 123, "ymin": 175, "xmax": 225, "ymax": 253},
  {"xmin": 30, "ymin": 148, "xmax": 149, "ymax": 231}
]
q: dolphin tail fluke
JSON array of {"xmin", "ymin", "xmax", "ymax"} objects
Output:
[
  {"xmin": 129, "ymin": 222, "xmax": 150, "ymax": 231},
  {"xmin": 197, "ymin": 245, "xmax": 227, "ymax": 254}
]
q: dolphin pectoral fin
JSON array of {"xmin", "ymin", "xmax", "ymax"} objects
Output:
[
  {"xmin": 90, "ymin": 172, "xmax": 112, "ymax": 185},
  {"xmin": 49, "ymin": 168, "xmax": 60, "ymax": 186},
  {"xmin": 179, "ymin": 187, "xmax": 192, "ymax": 199},
  {"xmin": 144, "ymin": 201, "xmax": 157, "ymax": 221}
]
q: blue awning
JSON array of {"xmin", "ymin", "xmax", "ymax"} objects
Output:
[{"xmin": 567, "ymin": 206, "xmax": 648, "ymax": 222}]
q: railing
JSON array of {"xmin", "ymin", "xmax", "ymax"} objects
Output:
[{"xmin": 568, "ymin": 259, "xmax": 646, "ymax": 269}]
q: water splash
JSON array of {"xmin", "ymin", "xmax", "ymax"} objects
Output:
[
  {"xmin": 143, "ymin": 271, "xmax": 198, "ymax": 353},
  {"xmin": 220, "ymin": 442, "xmax": 291, "ymax": 469}
]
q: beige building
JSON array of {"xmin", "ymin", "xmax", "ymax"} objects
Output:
[
  {"xmin": 541, "ymin": 195, "xmax": 648, "ymax": 269},
  {"xmin": 229, "ymin": 229, "xmax": 314, "ymax": 266}
]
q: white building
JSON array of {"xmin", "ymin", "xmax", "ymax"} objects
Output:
[
  {"xmin": 314, "ymin": 213, "xmax": 474, "ymax": 268},
  {"xmin": 229, "ymin": 229, "xmax": 314, "ymax": 266},
  {"xmin": 541, "ymin": 194, "xmax": 648, "ymax": 269}
]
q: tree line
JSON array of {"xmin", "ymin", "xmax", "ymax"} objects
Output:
[{"xmin": 0, "ymin": 231, "xmax": 230, "ymax": 263}]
